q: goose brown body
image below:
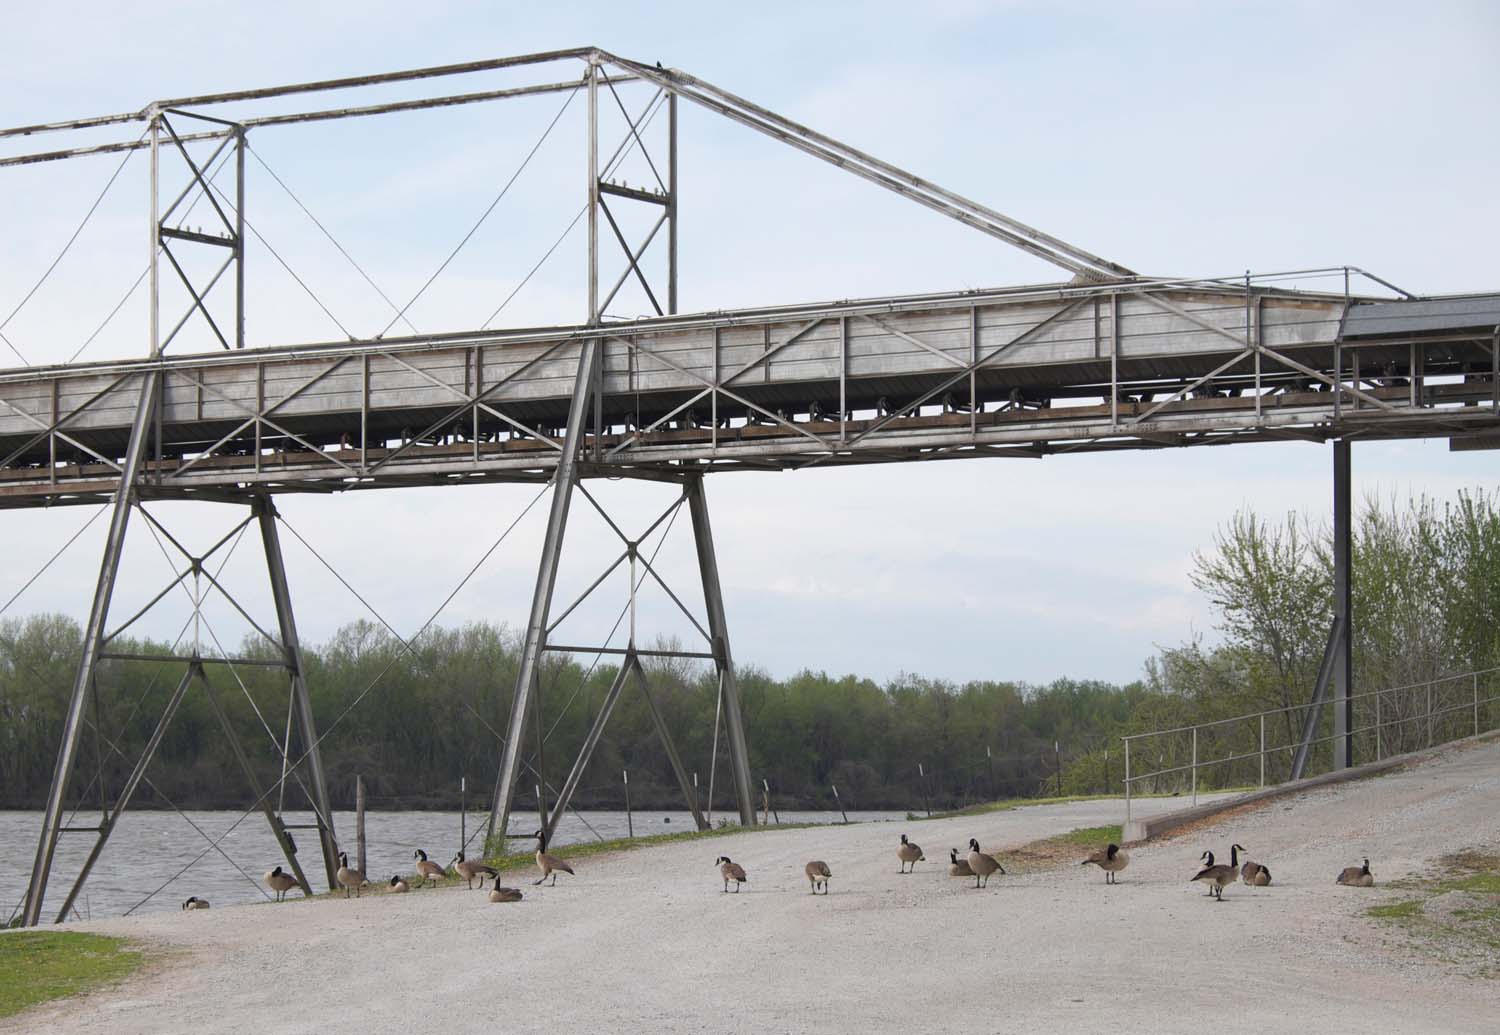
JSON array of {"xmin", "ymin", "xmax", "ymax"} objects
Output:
[
  {"xmin": 336, "ymin": 852, "xmax": 368, "ymax": 898},
  {"xmin": 717, "ymin": 855, "xmax": 747, "ymax": 892},
  {"xmin": 388, "ymin": 875, "xmax": 410, "ymax": 893},
  {"xmin": 529, "ymin": 831, "xmax": 575, "ymax": 887},
  {"xmin": 1081, "ymin": 843, "xmax": 1130, "ymax": 884},
  {"xmin": 1337, "ymin": 859, "xmax": 1374, "ymax": 887},
  {"xmin": 948, "ymin": 848, "xmax": 974, "ymax": 878},
  {"xmin": 264, "ymin": 865, "xmax": 298, "ymax": 901},
  {"xmin": 1241, "ymin": 860, "xmax": 1272, "ymax": 887},
  {"xmin": 181, "ymin": 896, "xmax": 209, "ymax": 910},
  {"xmin": 966, "ymin": 838, "xmax": 1006, "ymax": 888},
  {"xmin": 1191, "ymin": 847, "xmax": 1240, "ymax": 900},
  {"xmin": 897, "ymin": 835, "xmax": 925, "ymax": 874},
  {"xmin": 804, "ymin": 860, "xmax": 831, "ymax": 894},
  {"xmin": 450, "ymin": 852, "xmax": 498, "ymax": 890},
  {"xmin": 413, "ymin": 849, "xmax": 446, "ymax": 888},
  {"xmin": 488, "ymin": 885, "xmax": 524, "ymax": 903}
]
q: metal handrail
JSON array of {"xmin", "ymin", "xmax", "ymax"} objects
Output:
[{"xmin": 1122, "ymin": 666, "xmax": 1499, "ymax": 821}]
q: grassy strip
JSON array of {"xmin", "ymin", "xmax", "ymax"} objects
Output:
[
  {"xmin": 1367, "ymin": 850, "xmax": 1500, "ymax": 973},
  {"xmin": 0, "ymin": 931, "xmax": 144, "ymax": 1019}
]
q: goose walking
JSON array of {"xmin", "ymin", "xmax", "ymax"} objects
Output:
[
  {"xmin": 451, "ymin": 852, "xmax": 498, "ymax": 890},
  {"xmin": 413, "ymin": 848, "xmax": 446, "ymax": 888},
  {"xmin": 897, "ymin": 835, "xmax": 925, "ymax": 874},
  {"xmin": 530, "ymin": 831, "xmax": 575, "ymax": 887},
  {"xmin": 1081, "ymin": 843, "xmax": 1130, "ymax": 884},
  {"xmin": 805, "ymin": 860, "xmax": 831, "ymax": 895},
  {"xmin": 948, "ymin": 848, "xmax": 973, "ymax": 878},
  {"xmin": 264, "ymin": 865, "xmax": 298, "ymax": 902},
  {"xmin": 337, "ymin": 852, "xmax": 369, "ymax": 898},
  {"xmin": 1191, "ymin": 848, "xmax": 1238, "ymax": 900},
  {"xmin": 966, "ymin": 838, "xmax": 1006, "ymax": 889},
  {"xmin": 1336, "ymin": 859, "xmax": 1374, "ymax": 887},
  {"xmin": 181, "ymin": 896, "xmax": 210, "ymax": 910},
  {"xmin": 717, "ymin": 856, "xmax": 747, "ymax": 893}
]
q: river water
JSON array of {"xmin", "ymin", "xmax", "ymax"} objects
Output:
[{"xmin": 1, "ymin": 807, "xmax": 906, "ymax": 923}]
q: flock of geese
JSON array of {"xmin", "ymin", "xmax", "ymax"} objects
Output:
[{"xmin": 177, "ymin": 826, "xmax": 1378, "ymax": 910}]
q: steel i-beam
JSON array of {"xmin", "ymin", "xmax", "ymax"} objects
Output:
[{"xmin": 1331, "ymin": 438, "xmax": 1353, "ymax": 769}]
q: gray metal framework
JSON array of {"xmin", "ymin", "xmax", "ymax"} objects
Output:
[{"xmin": 5, "ymin": 47, "xmax": 1499, "ymax": 924}]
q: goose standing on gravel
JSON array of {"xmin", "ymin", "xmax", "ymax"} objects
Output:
[
  {"xmin": 1080, "ymin": 843, "xmax": 1130, "ymax": 884},
  {"xmin": 264, "ymin": 865, "xmax": 298, "ymax": 902},
  {"xmin": 451, "ymin": 852, "xmax": 498, "ymax": 890},
  {"xmin": 413, "ymin": 848, "xmax": 446, "ymax": 888},
  {"xmin": 948, "ymin": 848, "xmax": 974, "ymax": 878},
  {"xmin": 966, "ymin": 838, "xmax": 1006, "ymax": 889},
  {"xmin": 181, "ymin": 896, "xmax": 210, "ymax": 910},
  {"xmin": 897, "ymin": 835, "xmax": 925, "ymax": 874},
  {"xmin": 337, "ymin": 852, "xmax": 369, "ymax": 898},
  {"xmin": 717, "ymin": 856, "xmax": 747, "ymax": 893},
  {"xmin": 530, "ymin": 831, "xmax": 575, "ymax": 887},
  {"xmin": 1241, "ymin": 854, "xmax": 1272, "ymax": 887},
  {"xmin": 1191, "ymin": 848, "xmax": 1238, "ymax": 900},
  {"xmin": 1336, "ymin": 859, "xmax": 1375, "ymax": 887},
  {"xmin": 805, "ymin": 860, "xmax": 831, "ymax": 895},
  {"xmin": 388, "ymin": 875, "xmax": 410, "ymax": 894}
]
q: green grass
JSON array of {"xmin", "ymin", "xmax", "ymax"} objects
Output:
[
  {"xmin": 0, "ymin": 931, "xmax": 144, "ymax": 1019},
  {"xmin": 1051, "ymin": 824, "xmax": 1123, "ymax": 848},
  {"xmin": 1369, "ymin": 899, "xmax": 1425, "ymax": 920}
]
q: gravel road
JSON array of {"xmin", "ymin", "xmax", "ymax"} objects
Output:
[{"xmin": 7, "ymin": 739, "xmax": 1497, "ymax": 1034}]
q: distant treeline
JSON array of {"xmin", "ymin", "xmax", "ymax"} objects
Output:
[{"xmin": 0, "ymin": 490, "xmax": 1495, "ymax": 814}]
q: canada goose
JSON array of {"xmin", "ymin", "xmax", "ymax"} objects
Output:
[
  {"xmin": 488, "ymin": 885, "xmax": 523, "ymax": 903},
  {"xmin": 413, "ymin": 848, "xmax": 446, "ymax": 888},
  {"xmin": 1191, "ymin": 848, "xmax": 1239, "ymax": 900},
  {"xmin": 530, "ymin": 831, "xmax": 575, "ymax": 887},
  {"xmin": 897, "ymin": 834, "xmax": 925, "ymax": 874},
  {"xmin": 1336, "ymin": 859, "xmax": 1374, "ymax": 887},
  {"xmin": 1241, "ymin": 858, "xmax": 1272, "ymax": 887},
  {"xmin": 805, "ymin": 860, "xmax": 831, "ymax": 895},
  {"xmin": 450, "ymin": 851, "xmax": 498, "ymax": 890},
  {"xmin": 337, "ymin": 852, "xmax": 368, "ymax": 898},
  {"xmin": 948, "ymin": 848, "xmax": 974, "ymax": 878},
  {"xmin": 181, "ymin": 896, "xmax": 210, "ymax": 910},
  {"xmin": 264, "ymin": 865, "xmax": 298, "ymax": 902},
  {"xmin": 388, "ymin": 875, "xmax": 410, "ymax": 894},
  {"xmin": 966, "ymin": 838, "xmax": 1006, "ymax": 889},
  {"xmin": 1080, "ymin": 843, "xmax": 1130, "ymax": 884},
  {"xmin": 717, "ymin": 855, "xmax": 747, "ymax": 893}
]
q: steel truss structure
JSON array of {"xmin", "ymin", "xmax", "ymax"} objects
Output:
[{"xmin": 4, "ymin": 48, "xmax": 1498, "ymax": 926}]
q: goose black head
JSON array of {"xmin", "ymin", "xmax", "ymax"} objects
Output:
[
  {"xmin": 716, "ymin": 856, "xmax": 730, "ymax": 866},
  {"xmin": 1201, "ymin": 850, "xmax": 1214, "ymax": 865},
  {"xmin": 414, "ymin": 849, "xmax": 425, "ymax": 861},
  {"xmin": 452, "ymin": 852, "xmax": 465, "ymax": 865},
  {"xmin": 1232, "ymin": 843, "xmax": 1246, "ymax": 854},
  {"xmin": 389, "ymin": 876, "xmax": 402, "ymax": 887},
  {"xmin": 1363, "ymin": 858, "xmax": 1370, "ymax": 871},
  {"xmin": 969, "ymin": 838, "xmax": 980, "ymax": 851},
  {"xmin": 950, "ymin": 848, "xmax": 959, "ymax": 860},
  {"xmin": 900, "ymin": 835, "xmax": 909, "ymax": 845},
  {"xmin": 338, "ymin": 851, "xmax": 348, "ymax": 865},
  {"xmin": 1106, "ymin": 844, "xmax": 1119, "ymax": 860},
  {"xmin": 271, "ymin": 865, "xmax": 283, "ymax": 877}
]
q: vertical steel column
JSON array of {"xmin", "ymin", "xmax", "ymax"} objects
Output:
[
  {"xmin": 149, "ymin": 110, "xmax": 160, "ymax": 359},
  {"xmin": 488, "ymin": 336, "xmax": 602, "ymax": 843},
  {"xmin": 587, "ymin": 58, "xmax": 599, "ymax": 322},
  {"xmin": 22, "ymin": 369, "xmax": 160, "ymax": 927},
  {"xmin": 1331, "ymin": 439, "xmax": 1353, "ymax": 769},
  {"xmin": 667, "ymin": 90, "xmax": 677, "ymax": 315},
  {"xmin": 234, "ymin": 126, "xmax": 246, "ymax": 349},
  {"xmin": 685, "ymin": 476, "xmax": 755, "ymax": 825},
  {"xmin": 257, "ymin": 496, "xmax": 339, "ymax": 889}
]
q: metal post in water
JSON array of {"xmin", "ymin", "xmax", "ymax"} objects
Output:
[
  {"xmin": 623, "ymin": 770, "xmax": 633, "ymax": 839},
  {"xmin": 356, "ymin": 775, "xmax": 367, "ymax": 878},
  {"xmin": 831, "ymin": 783, "xmax": 849, "ymax": 824}
]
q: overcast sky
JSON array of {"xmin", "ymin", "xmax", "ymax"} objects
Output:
[{"xmin": 1, "ymin": 2, "xmax": 1496, "ymax": 687}]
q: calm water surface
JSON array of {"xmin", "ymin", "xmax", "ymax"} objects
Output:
[{"xmin": 2, "ymin": 807, "xmax": 905, "ymax": 923}]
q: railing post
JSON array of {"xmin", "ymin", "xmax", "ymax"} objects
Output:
[
  {"xmin": 1123, "ymin": 738, "xmax": 1131, "ymax": 823},
  {"xmin": 1427, "ymin": 682, "xmax": 1433, "ymax": 748},
  {"xmin": 1191, "ymin": 726, "xmax": 1198, "ymax": 806},
  {"xmin": 1376, "ymin": 691, "xmax": 1382, "ymax": 760},
  {"xmin": 1476, "ymin": 674, "xmax": 1481, "ymax": 737},
  {"xmin": 1259, "ymin": 714, "xmax": 1265, "ymax": 788}
]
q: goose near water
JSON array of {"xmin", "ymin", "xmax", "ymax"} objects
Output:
[
  {"xmin": 451, "ymin": 852, "xmax": 498, "ymax": 890},
  {"xmin": 717, "ymin": 856, "xmax": 747, "ymax": 893},
  {"xmin": 388, "ymin": 875, "xmax": 410, "ymax": 894},
  {"xmin": 530, "ymin": 831, "xmax": 575, "ymax": 887},
  {"xmin": 413, "ymin": 849, "xmax": 446, "ymax": 888},
  {"xmin": 488, "ymin": 885, "xmax": 524, "ymax": 903},
  {"xmin": 264, "ymin": 865, "xmax": 298, "ymax": 902},
  {"xmin": 897, "ymin": 835, "xmax": 925, "ymax": 874},
  {"xmin": 181, "ymin": 896, "xmax": 210, "ymax": 910},
  {"xmin": 337, "ymin": 852, "xmax": 369, "ymax": 898}
]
